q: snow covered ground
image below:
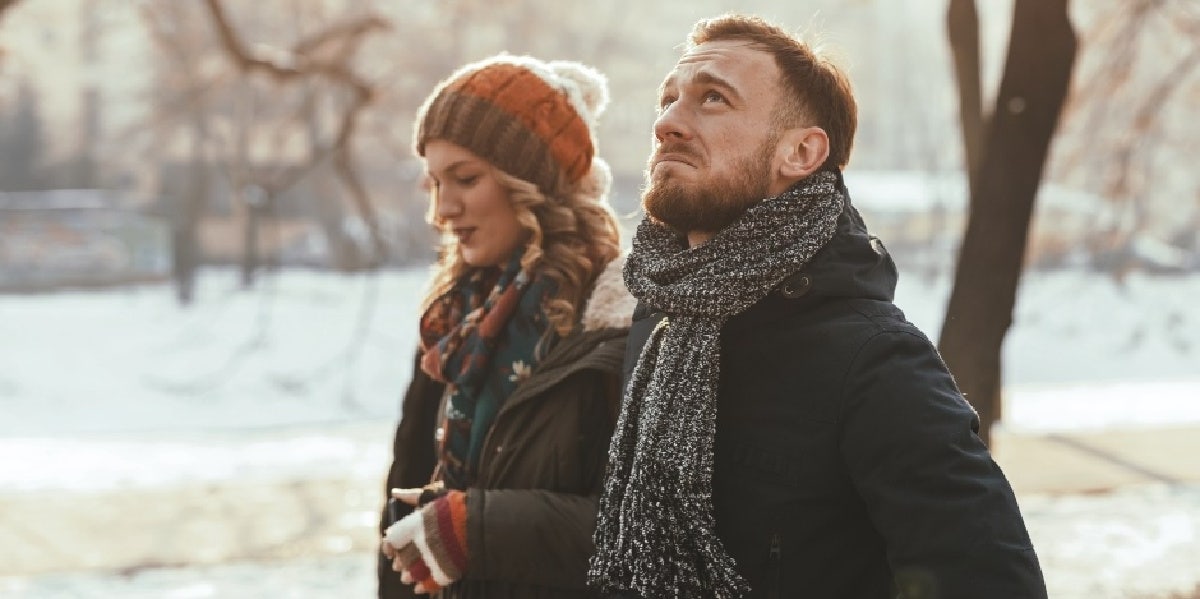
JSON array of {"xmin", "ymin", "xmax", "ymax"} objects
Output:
[
  {"xmin": 2, "ymin": 485, "xmax": 1195, "ymax": 599},
  {"xmin": 0, "ymin": 269, "xmax": 427, "ymax": 438},
  {"xmin": 2, "ymin": 267, "xmax": 1199, "ymax": 597},
  {"xmin": 2, "ymin": 267, "xmax": 1198, "ymax": 439},
  {"xmin": 0, "ymin": 553, "xmax": 377, "ymax": 599}
]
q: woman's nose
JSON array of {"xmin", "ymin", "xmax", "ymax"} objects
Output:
[{"xmin": 435, "ymin": 189, "xmax": 464, "ymax": 220}]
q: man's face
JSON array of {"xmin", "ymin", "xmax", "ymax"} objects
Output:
[{"xmin": 643, "ymin": 40, "xmax": 783, "ymax": 237}]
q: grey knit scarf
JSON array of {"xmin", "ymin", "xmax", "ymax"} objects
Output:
[{"xmin": 589, "ymin": 171, "xmax": 845, "ymax": 599}]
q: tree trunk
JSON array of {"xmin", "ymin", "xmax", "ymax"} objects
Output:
[
  {"xmin": 240, "ymin": 198, "xmax": 261, "ymax": 289},
  {"xmin": 938, "ymin": 0, "xmax": 1077, "ymax": 446},
  {"xmin": 947, "ymin": 0, "xmax": 985, "ymax": 194},
  {"xmin": 173, "ymin": 116, "xmax": 208, "ymax": 305},
  {"xmin": 0, "ymin": 0, "xmax": 19, "ymax": 20},
  {"xmin": 77, "ymin": 0, "xmax": 100, "ymax": 188},
  {"xmin": 238, "ymin": 182, "xmax": 267, "ymax": 288}
]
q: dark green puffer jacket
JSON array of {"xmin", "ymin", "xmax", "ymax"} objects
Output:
[{"xmin": 379, "ymin": 258, "xmax": 634, "ymax": 599}]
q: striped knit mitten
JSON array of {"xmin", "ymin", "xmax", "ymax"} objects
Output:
[{"xmin": 383, "ymin": 490, "xmax": 469, "ymax": 593}]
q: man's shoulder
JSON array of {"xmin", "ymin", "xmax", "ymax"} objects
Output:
[
  {"xmin": 841, "ymin": 297, "xmax": 925, "ymax": 335},
  {"xmin": 741, "ymin": 293, "xmax": 914, "ymax": 340}
]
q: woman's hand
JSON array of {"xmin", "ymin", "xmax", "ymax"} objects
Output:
[
  {"xmin": 380, "ymin": 539, "xmax": 434, "ymax": 594},
  {"xmin": 380, "ymin": 490, "xmax": 469, "ymax": 594}
]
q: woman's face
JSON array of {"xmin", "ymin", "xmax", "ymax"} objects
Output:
[{"xmin": 424, "ymin": 140, "xmax": 525, "ymax": 268}]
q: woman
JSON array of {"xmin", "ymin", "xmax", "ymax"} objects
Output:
[{"xmin": 378, "ymin": 54, "xmax": 633, "ymax": 599}]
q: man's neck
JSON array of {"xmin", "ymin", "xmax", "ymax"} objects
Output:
[
  {"xmin": 684, "ymin": 177, "xmax": 809, "ymax": 248},
  {"xmin": 687, "ymin": 231, "xmax": 716, "ymax": 247}
]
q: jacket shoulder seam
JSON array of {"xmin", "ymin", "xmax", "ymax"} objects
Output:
[{"xmin": 836, "ymin": 328, "xmax": 933, "ymax": 418}]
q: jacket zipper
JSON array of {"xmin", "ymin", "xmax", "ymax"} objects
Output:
[{"xmin": 767, "ymin": 532, "xmax": 782, "ymax": 599}]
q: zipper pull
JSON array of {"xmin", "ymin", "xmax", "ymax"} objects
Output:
[{"xmin": 768, "ymin": 532, "xmax": 782, "ymax": 599}]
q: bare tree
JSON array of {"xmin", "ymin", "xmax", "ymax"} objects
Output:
[
  {"xmin": 200, "ymin": 0, "xmax": 390, "ymax": 285},
  {"xmin": 947, "ymin": 0, "xmax": 984, "ymax": 195},
  {"xmin": 1054, "ymin": 0, "xmax": 1200, "ymax": 278},
  {"xmin": 939, "ymin": 0, "xmax": 1078, "ymax": 445},
  {"xmin": 138, "ymin": 2, "xmax": 220, "ymax": 304},
  {"xmin": 0, "ymin": 0, "xmax": 21, "ymax": 63}
]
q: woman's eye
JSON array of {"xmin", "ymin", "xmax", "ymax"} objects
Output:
[{"xmin": 456, "ymin": 175, "xmax": 479, "ymax": 186}]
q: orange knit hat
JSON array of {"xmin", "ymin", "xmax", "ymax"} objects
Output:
[{"xmin": 414, "ymin": 54, "xmax": 610, "ymax": 197}]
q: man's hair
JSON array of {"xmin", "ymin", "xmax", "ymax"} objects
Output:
[{"xmin": 689, "ymin": 14, "xmax": 857, "ymax": 172}]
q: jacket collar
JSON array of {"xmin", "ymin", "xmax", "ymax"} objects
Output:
[
  {"xmin": 580, "ymin": 252, "xmax": 636, "ymax": 332},
  {"xmin": 724, "ymin": 186, "xmax": 897, "ymax": 332},
  {"xmin": 500, "ymin": 254, "xmax": 633, "ymax": 413},
  {"xmin": 790, "ymin": 187, "xmax": 897, "ymax": 304},
  {"xmin": 629, "ymin": 183, "xmax": 898, "ymax": 332}
]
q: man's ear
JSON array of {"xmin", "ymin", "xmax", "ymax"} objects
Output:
[{"xmin": 777, "ymin": 126, "xmax": 830, "ymax": 180}]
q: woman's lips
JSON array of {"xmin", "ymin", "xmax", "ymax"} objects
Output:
[{"xmin": 452, "ymin": 227, "xmax": 475, "ymax": 244}]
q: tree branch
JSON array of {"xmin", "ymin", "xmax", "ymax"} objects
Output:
[
  {"xmin": 201, "ymin": 0, "xmax": 391, "ymax": 264},
  {"xmin": 947, "ymin": 0, "xmax": 985, "ymax": 196},
  {"xmin": 203, "ymin": 0, "xmax": 384, "ymax": 96}
]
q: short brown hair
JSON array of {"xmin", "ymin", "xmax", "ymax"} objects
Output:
[{"xmin": 689, "ymin": 14, "xmax": 857, "ymax": 171}]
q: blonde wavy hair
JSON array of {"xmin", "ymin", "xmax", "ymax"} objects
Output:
[{"xmin": 421, "ymin": 164, "xmax": 621, "ymax": 337}]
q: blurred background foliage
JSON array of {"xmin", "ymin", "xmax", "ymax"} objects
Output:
[{"xmin": 1, "ymin": 0, "xmax": 1195, "ymax": 290}]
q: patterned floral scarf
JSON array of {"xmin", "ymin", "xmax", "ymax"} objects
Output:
[{"xmin": 419, "ymin": 250, "xmax": 555, "ymax": 489}]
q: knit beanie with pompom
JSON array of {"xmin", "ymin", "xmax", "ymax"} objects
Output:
[{"xmin": 413, "ymin": 54, "xmax": 610, "ymax": 198}]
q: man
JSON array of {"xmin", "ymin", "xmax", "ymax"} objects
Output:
[{"xmin": 588, "ymin": 14, "xmax": 1047, "ymax": 599}]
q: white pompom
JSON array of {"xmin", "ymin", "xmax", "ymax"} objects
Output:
[
  {"xmin": 548, "ymin": 60, "xmax": 610, "ymax": 122},
  {"xmin": 577, "ymin": 156, "xmax": 612, "ymax": 199}
]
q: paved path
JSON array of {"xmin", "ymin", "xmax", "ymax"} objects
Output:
[
  {"xmin": 994, "ymin": 424, "xmax": 1200, "ymax": 494},
  {"xmin": 2, "ymin": 422, "xmax": 1199, "ymax": 598}
]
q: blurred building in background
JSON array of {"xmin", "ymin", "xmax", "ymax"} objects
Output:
[
  {"xmin": 0, "ymin": 189, "xmax": 168, "ymax": 290},
  {"xmin": 1, "ymin": 0, "xmax": 1197, "ymax": 286}
]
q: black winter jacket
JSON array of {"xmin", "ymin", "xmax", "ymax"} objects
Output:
[{"xmin": 616, "ymin": 199, "xmax": 1046, "ymax": 599}]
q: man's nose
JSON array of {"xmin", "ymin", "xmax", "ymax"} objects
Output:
[{"xmin": 653, "ymin": 103, "xmax": 692, "ymax": 143}]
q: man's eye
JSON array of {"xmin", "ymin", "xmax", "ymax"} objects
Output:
[
  {"xmin": 658, "ymin": 96, "xmax": 677, "ymax": 110},
  {"xmin": 703, "ymin": 90, "xmax": 727, "ymax": 104}
]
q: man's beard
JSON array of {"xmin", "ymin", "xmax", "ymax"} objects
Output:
[{"xmin": 642, "ymin": 136, "xmax": 776, "ymax": 235}]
